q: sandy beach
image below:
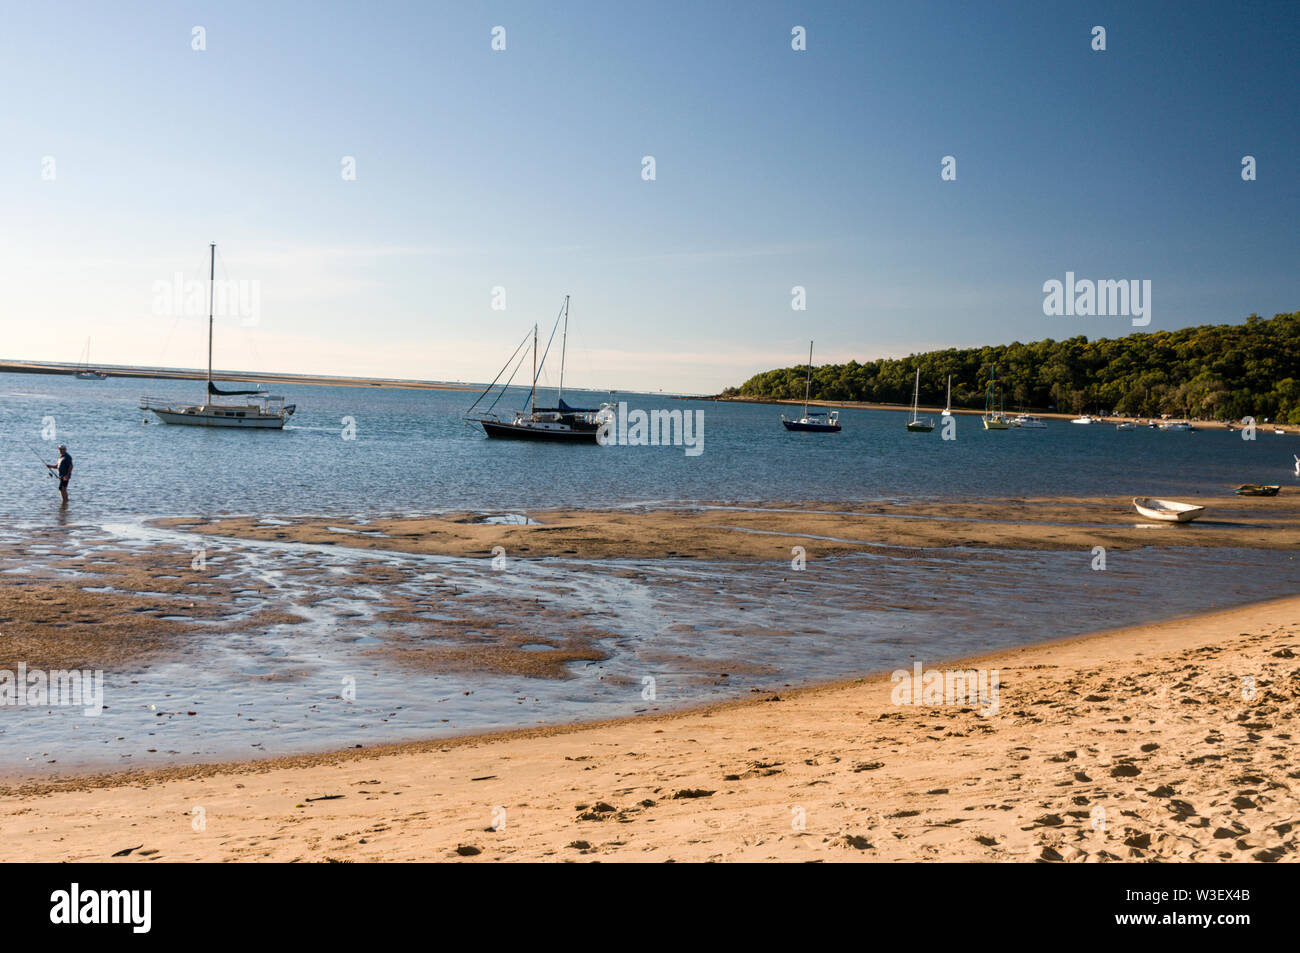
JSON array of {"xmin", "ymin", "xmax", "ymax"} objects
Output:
[
  {"xmin": 3, "ymin": 498, "xmax": 1296, "ymax": 861},
  {"xmin": 1, "ymin": 594, "xmax": 1295, "ymax": 861}
]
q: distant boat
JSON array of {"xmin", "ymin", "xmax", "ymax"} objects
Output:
[
  {"xmin": 1160, "ymin": 419, "xmax": 1194, "ymax": 431},
  {"xmin": 1012, "ymin": 414, "xmax": 1047, "ymax": 429},
  {"xmin": 941, "ymin": 375, "xmax": 952, "ymax": 417},
  {"xmin": 465, "ymin": 295, "xmax": 613, "ymax": 442},
  {"xmin": 1071, "ymin": 414, "xmax": 1095, "ymax": 425},
  {"xmin": 1133, "ymin": 497, "xmax": 1205, "ymax": 522},
  {"xmin": 781, "ymin": 341, "xmax": 841, "ymax": 432},
  {"xmin": 140, "ymin": 243, "xmax": 296, "ymax": 428},
  {"xmin": 1115, "ymin": 421, "xmax": 1136, "ymax": 431},
  {"xmin": 981, "ymin": 366, "xmax": 1010, "ymax": 430},
  {"xmin": 74, "ymin": 339, "xmax": 108, "ymax": 380},
  {"xmin": 906, "ymin": 369, "xmax": 934, "ymax": 432},
  {"xmin": 1234, "ymin": 484, "xmax": 1280, "ymax": 497}
]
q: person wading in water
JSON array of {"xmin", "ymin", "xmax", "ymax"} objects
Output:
[{"xmin": 46, "ymin": 444, "xmax": 73, "ymax": 505}]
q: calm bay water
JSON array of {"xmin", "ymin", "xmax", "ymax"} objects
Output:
[
  {"xmin": 0, "ymin": 372, "xmax": 1296, "ymax": 520},
  {"xmin": 1, "ymin": 371, "xmax": 1297, "ymax": 775}
]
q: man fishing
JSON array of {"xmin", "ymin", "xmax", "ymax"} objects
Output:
[{"xmin": 45, "ymin": 444, "xmax": 73, "ymax": 504}]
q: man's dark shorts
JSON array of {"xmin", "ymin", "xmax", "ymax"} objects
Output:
[{"xmin": 58, "ymin": 478, "xmax": 69, "ymax": 491}]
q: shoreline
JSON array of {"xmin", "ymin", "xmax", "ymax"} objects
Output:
[
  {"xmin": 0, "ymin": 360, "xmax": 476, "ymax": 392},
  {"xmin": 3, "ymin": 594, "xmax": 1296, "ymax": 861},
  {"xmin": 711, "ymin": 395, "xmax": 1265, "ymax": 430},
  {"xmin": 2, "ymin": 591, "xmax": 1291, "ymax": 794}
]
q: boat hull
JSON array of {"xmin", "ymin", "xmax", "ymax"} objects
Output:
[
  {"xmin": 480, "ymin": 420, "xmax": 601, "ymax": 442},
  {"xmin": 782, "ymin": 420, "xmax": 841, "ymax": 432},
  {"xmin": 1133, "ymin": 498, "xmax": 1205, "ymax": 522},
  {"xmin": 149, "ymin": 408, "xmax": 287, "ymax": 429},
  {"xmin": 1234, "ymin": 484, "xmax": 1281, "ymax": 497},
  {"xmin": 906, "ymin": 422, "xmax": 934, "ymax": 432}
]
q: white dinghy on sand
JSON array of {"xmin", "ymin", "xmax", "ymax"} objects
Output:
[{"xmin": 1132, "ymin": 498, "xmax": 1206, "ymax": 523}]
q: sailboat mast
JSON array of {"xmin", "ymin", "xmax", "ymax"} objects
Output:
[
  {"xmin": 558, "ymin": 295, "xmax": 569, "ymax": 406},
  {"xmin": 531, "ymin": 323, "xmax": 537, "ymax": 416},
  {"xmin": 804, "ymin": 340, "xmax": 813, "ymax": 416},
  {"xmin": 206, "ymin": 242, "xmax": 215, "ymax": 397}
]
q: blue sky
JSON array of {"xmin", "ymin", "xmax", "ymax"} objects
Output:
[{"xmin": 1, "ymin": 0, "xmax": 1296, "ymax": 392}]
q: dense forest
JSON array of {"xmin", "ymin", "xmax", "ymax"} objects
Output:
[{"xmin": 724, "ymin": 312, "xmax": 1300, "ymax": 423}]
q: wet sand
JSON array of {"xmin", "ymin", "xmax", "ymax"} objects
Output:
[
  {"xmin": 1, "ymin": 595, "xmax": 1296, "ymax": 861},
  {"xmin": 6, "ymin": 495, "xmax": 1295, "ymax": 675},
  {"xmin": 0, "ymin": 536, "xmax": 263, "ymax": 671},
  {"xmin": 156, "ymin": 494, "xmax": 1300, "ymax": 561}
]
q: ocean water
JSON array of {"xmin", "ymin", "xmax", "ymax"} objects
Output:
[
  {"xmin": 0, "ymin": 372, "xmax": 1297, "ymax": 521},
  {"xmin": 1, "ymin": 371, "xmax": 1298, "ymax": 775}
]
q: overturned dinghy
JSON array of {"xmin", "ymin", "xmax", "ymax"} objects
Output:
[{"xmin": 1132, "ymin": 497, "xmax": 1205, "ymax": 523}]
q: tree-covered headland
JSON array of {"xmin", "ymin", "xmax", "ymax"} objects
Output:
[{"xmin": 724, "ymin": 312, "xmax": 1300, "ymax": 422}]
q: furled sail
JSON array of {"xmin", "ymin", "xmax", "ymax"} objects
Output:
[
  {"xmin": 208, "ymin": 381, "xmax": 265, "ymax": 396},
  {"xmin": 534, "ymin": 398, "xmax": 601, "ymax": 414}
]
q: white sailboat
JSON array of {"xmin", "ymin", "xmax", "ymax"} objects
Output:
[
  {"xmin": 941, "ymin": 375, "xmax": 952, "ymax": 417},
  {"xmin": 906, "ymin": 369, "xmax": 934, "ymax": 432},
  {"xmin": 74, "ymin": 339, "xmax": 108, "ymax": 380},
  {"xmin": 140, "ymin": 243, "xmax": 296, "ymax": 428},
  {"xmin": 982, "ymin": 366, "xmax": 1010, "ymax": 430}
]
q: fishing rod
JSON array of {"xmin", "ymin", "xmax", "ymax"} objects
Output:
[{"xmin": 23, "ymin": 441, "xmax": 54, "ymax": 478}]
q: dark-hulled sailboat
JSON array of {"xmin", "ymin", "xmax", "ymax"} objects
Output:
[
  {"xmin": 781, "ymin": 340, "xmax": 841, "ymax": 432},
  {"xmin": 465, "ymin": 296, "xmax": 613, "ymax": 442}
]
